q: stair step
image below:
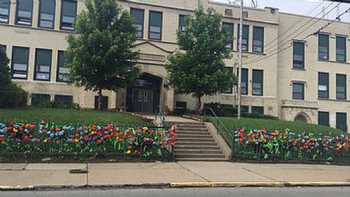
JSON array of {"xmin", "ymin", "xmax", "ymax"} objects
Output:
[
  {"xmin": 176, "ymin": 131, "xmax": 210, "ymax": 135},
  {"xmin": 175, "ymin": 153, "xmax": 225, "ymax": 158},
  {"xmin": 176, "ymin": 137, "xmax": 216, "ymax": 142},
  {"xmin": 176, "ymin": 134, "xmax": 212, "ymax": 138},
  {"xmin": 175, "ymin": 149, "xmax": 223, "ymax": 154},
  {"xmin": 176, "ymin": 141, "xmax": 218, "ymax": 146},
  {"xmin": 176, "ymin": 126, "xmax": 208, "ymax": 131},
  {"xmin": 175, "ymin": 145, "xmax": 220, "ymax": 149},
  {"xmin": 176, "ymin": 157, "xmax": 227, "ymax": 161}
]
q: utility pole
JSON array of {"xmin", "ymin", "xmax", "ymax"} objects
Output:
[{"xmin": 237, "ymin": 0, "xmax": 243, "ymax": 120}]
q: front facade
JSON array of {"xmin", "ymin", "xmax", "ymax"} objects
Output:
[{"xmin": 1, "ymin": 0, "xmax": 350, "ymax": 131}]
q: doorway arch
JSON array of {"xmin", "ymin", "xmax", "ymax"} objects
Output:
[{"xmin": 294, "ymin": 112, "xmax": 311, "ymax": 123}]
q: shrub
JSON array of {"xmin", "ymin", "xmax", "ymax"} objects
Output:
[{"xmin": 0, "ymin": 84, "xmax": 27, "ymax": 108}]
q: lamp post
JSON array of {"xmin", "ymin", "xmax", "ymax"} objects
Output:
[{"xmin": 237, "ymin": 0, "xmax": 243, "ymax": 120}]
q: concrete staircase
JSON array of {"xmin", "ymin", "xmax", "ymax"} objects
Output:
[{"xmin": 174, "ymin": 122, "xmax": 226, "ymax": 161}]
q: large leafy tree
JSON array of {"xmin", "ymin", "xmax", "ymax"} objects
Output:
[
  {"xmin": 0, "ymin": 47, "xmax": 10, "ymax": 88},
  {"xmin": 67, "ymin": 0, "xmax": 139, "ymax": 110},
  {"xmin": 167, "ymin": 8, "xmax": 236, "ymax": 114}
]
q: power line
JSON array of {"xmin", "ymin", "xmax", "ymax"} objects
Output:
[{"xmin": 245, "ymin": 2, "xmax": 342, "ymax": 65}]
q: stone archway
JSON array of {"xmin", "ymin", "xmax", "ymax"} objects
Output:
[{"xmin": 294, "ymin": 112, "xmax": 311, "ymax": 123}]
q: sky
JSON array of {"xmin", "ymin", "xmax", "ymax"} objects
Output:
[{"xmin": 212, "ymin": 0, "xmax": 350, "ymax": 22}]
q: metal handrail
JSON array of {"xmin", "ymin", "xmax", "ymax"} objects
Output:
[{"xmin": 205, "ymin": 107, "xmax": 231, "ymax": 135}]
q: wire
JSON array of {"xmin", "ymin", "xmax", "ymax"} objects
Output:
[{"xmin": 245, "ymin": 2, "xmax": 342, "ymax": 65}]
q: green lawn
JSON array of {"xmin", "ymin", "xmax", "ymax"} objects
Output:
[
  {"xmin": 0, "ymin": 108, "xmax": 149, "ymax": 126},
  {"xmin": 213, "ymin": 117, "xmax": 340, "ymax": 134}
]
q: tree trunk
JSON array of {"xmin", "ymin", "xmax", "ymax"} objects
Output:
[
  {"xmin": 98, "ymin": 89, "xmax": 103, "ymax": 111},
  {"xmin": 196, "ymin": 96, "xmax": 203, "ymax": 115}
]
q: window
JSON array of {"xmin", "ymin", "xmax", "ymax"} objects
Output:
[
  {"xmin": 251, "ymin": 106, "xmax": 264, "ymax": 115},
  {"xmin": 223, "ymin": 22, "xmax": 234, "ymax": 49},
  {"xmin": 292, "ymin": 82, "xmax": 304, "ymax": 100},
  {"xmin": 293, "ymin": 41, "xmax": 305, "ymax": 69},
  {"xmin": 148, "ymin": 11, "xmax": 162, "ymax": 40},
  {"xmin": 39, "ymin": 0, "xmax": 55, "ymax": 29},
  {"xmin": 222, "ymin": 67, "xmax": 233, "ymax": 94},
  {"xmin": 0, "ymin": 44, "xmax": 5, "ymax": 53},
  {"xmin": 54, "ymin": 95, "xmax": 73, "ymax": 107},
  {"xmin": 130, "ymin": 8, "xmax": 144, "ymax": 39},
  {"xmin": 11, "ymin": 46, "xmax": 29, "ymax": 79},
  {"xmin": 241, "ymin": 68, "xmax": 248, "ymax": 95},
  {"xmin": 0, "ymin": 0, "xmax": 10, "ymax": 23},
  {"xmin": 318, "ymin": 111, "xmax": 329, "ymax": 126},
  {"xmin": 336, "ymin": 36, "xmax": 346, "ymax": 63},
  {"xmin": 318, "ymin": 33, "xmax": 329, "ymax": 61},
  {"xmin": 253, "ymin": 26, "xmax": 264, "ymax": 53},
  {"xmin": 16, "ymin": 0, "xmax": 33, "ymax": 26},
  {"xmin": 61, "ymin": 0, "xmax": 77, "ymax": 31},
  {"xmin": 238, "ymin": 24, "xmax": 249, "ymax": 52},
  {"xmin": 179, "ymin": 15, "xmax": 188, "ymax": 33},
  {"xmin": 241, "ymin": 105, "xmax": 249, "ymax": 114},
  {"xmin": 318, "ymin": 72, "xmax": 329, "ymax": 99},
  {"xmin": 336, "ymin": 74, "xmax": 346, "ymax": 100},
  {"xmin": 34, "ymin": 49, "xmax": 52, "ymax": 81},
  {"xmin": 57, "ymin": 51, "xmax": 70, "ymax": 82},
  {"xmin": 336, "ymin": 112, "xmax": 347, "ymax": 132},
  {"xmin": 31, "ymin": 94, "xmax": 50, "ymax": 106},
  {"xmin": 94, "ymin": 96, "xmax": 108, "ymax": 110},
  {"xmin": 252, "ymin": 69, "xmax": 263, "ymax": 96}
]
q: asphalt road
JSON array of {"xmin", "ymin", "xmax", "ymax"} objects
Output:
[{"xmin": 1, "ymin": 187, "xmax": 350, "ymax": 197}]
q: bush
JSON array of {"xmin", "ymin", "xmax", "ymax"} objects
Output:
[{"xmin": 0, "ymin": 84, "xmax": 27, "ymax": 108}]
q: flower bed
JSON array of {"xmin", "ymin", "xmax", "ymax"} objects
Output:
[
  {"xmin": 233, "ymin": 128, "xmax": 350, "ymax": 163},
  {"xmin": 0, "ymin": 121, "xmax": 176, "ymax": 162}
]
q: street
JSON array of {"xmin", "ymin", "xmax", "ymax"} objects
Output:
[{"xmin": 1, "ymin": 187, "xmax": 350, "ymax": 197}]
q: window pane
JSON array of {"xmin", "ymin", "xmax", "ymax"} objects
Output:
[
  {"xmin": 292, "ymin": 83, "xmax": 304, "ymax": 100},
  {"xmin": 35, "ymin": 49, "xmax": 52, "ymax": 81},
  {"xmin": 318, "ymin": 34, "xmax": 329, "ymax": 61},
  {"xmin": 179, "ymin": 15, "xmax": 188, "ymax": 33},
  {"xmin": 318, "ymin": 111, "xmax": 329, "ymax": 126},
  {"xmin": 149, "ymin": 11, "xmax": 162, "ymax": 40},
  {"xmin": 16, "ymin": 0, "xmax": 33, "ymax": 26},
  {"xmin": 0, "ymin": 0, "xmax": 10, "ymax": 23},
  {"xmin": 54, "ymin": 95, "xmax": 73, "ymax": 106},
  {"xmin": 336, "ymin": 112, "xmax": 347, "ymax": 132},
  {"xmin": 318, "ymin": 72, "xmax": 329, "ymax": 99},
  {"xmin": 61, "ymin": 0, "xmax": 77, "ymax": 30},
  {"xmin": 241, "ymin": 68, "xmax": 248, "ymax": 95},
  {"xmin": 253, "ymin": 26, "xmax": 264, "ymax": 53},
  {"xmin": 336, "ymin": 36, "xmax": 346, "ymax": 62},
  {"xmin": 241, "ymin": 105, "xmax": 249, "ymax": 114},
  {"xmin": 39, "ymin": 0, "xmax": 55, "ymax": 28},
  {"xmin": 222, "ymin": 67, "xmax": 233, "ymax": 94},
  {"xmin": 57, "ymin": 51, "xmax": 70, "ymax": 82},
  {"xmin": 31, "ymin": 94, "xmax": 50, "ymax": 106},
  {"xmin": 336, "ymin": 74, "xmax": 346, "ymax": 100},
  {"xmin": 131, "ymin": 8, "xmax": 144, "ymax": 38},
  {"xmin": 223, "ymin": 22, "xmax": 234, "ymax": 49},
  {"xmin": 293, "ymin": 41, "xmax": 304, "ymax": 69},
  {"xmin": 252, "ymin": 69, "xmax": 263, "ymax": 96},
  {"xmin": 251, "ymin": 106, "xmax": 264, "ymax": 115},
  {"xmin": 12, "ymin": 47, "xmax": 29, "ymax": 79},
  {"xmin": 238, "ymin": 25, "xmax": 249, "ymax": 52}
]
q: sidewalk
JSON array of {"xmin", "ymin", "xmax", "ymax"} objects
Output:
[{"xmin": 0, "ymin": 162, "xmax": 350, "ymax": 189}]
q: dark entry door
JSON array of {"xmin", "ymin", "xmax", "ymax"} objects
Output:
[
  {"xmin": 127, "ymin": 74, "xmax": 161, "ymax": 113},
  {"xmin": 132, "ymin": 88, "xmax": 154, "ymax": 113}
]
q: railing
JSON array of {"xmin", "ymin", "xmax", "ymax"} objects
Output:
[{"xmin": 203, "ymin": 108, "xmax": 235, "ymax": 150}]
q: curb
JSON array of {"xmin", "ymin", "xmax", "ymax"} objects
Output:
[
  {"xmin": 169, "ymin": 181, "xmax": 350, "ymax": 188},
  {"xmin": 2, "ymin": 182, "xmax": 350, "ymax": 191}
]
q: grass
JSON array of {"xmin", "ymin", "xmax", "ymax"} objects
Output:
[
  {"xmin": 0, "ymin": 108, "xmax": 149, "ymax": 126},
  {"xmin": 213, "ymin": 117, "xmax": 340, "ymax": 134}
]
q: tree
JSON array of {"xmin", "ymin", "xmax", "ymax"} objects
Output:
[
  {"xmin": 167, "ymin": 8, "xmax": 236, "ymax": 114},
  {"xmin": 0, "ymin": 47, "xmax": 10, "ymax": 88},
  {"xmin": 67, "ymin": 0, "xmax": 139, "ymax": 110},
  {"xmin": 0, "ymin": 47, "xmax": 27, "ymax": 108}
]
